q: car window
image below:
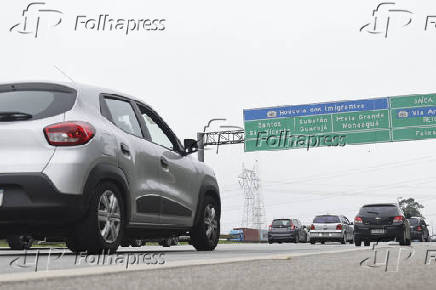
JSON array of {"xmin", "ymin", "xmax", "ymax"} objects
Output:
[
  {"xmin": 408, "ymin": 218, "xmax": 419, "ymax": 226},
  {"xmin": 0, "ymin": 90, "xmax": 76, "ymax": 121},
  {"xmin": 272, "ymin": 219, "xmax": 291, "ymax": 227},
  {"xmin": 137, "ymin": 104, "xmax": 175, "ymax": 150},
  {"xmin": 359, "ymin": 205, "xmax": 400, "ymax": 217},
  {"xmin": 104, "ymin": 98, "xmax": 143, "ymax": 138},
  {"xmin": 313, "ymin": 215, "xmax": 340, "ymax": 223}
]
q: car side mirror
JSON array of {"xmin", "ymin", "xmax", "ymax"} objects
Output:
[
  {"xmin": 303, "ymin": 225, "xmax": 307, "ymax": 229},
  {"xmin": 184, "ymin": 139, "xmax": 198, "ymax": 155},
  {"xmin": 350, "ymin": 222, "xmax": 354, "ymax": 225}
]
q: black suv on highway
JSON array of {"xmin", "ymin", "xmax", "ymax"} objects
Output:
[{"xmin": 353, "ymin": 203, "xmax": 411, "ymax": 246}]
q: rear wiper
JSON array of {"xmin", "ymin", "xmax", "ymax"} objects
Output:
[{"xmin": 0, "ymin": 112, "xmax": 33, "ymax": 121}]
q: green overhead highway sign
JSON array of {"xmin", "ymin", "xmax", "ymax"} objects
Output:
[{"xmin": 243, "ymin": 93, "xmax": 436, "ymax": 152}]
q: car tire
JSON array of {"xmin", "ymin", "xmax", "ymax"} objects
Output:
[
  {"xmin": 268, "ymin": 240, "xmax": 273, "ymax": 244},
  {"xmin": 310, "ymin": 240, "xmax": 316, "ymax": 245},
  {"xmin": 120, "ymin": 239, "xmax": 143, "ymax": 247},
  {"xmin": 7, "ymin": 235, "xmax": 33, "ymax": 250},
  {"xmin": 190, "ymin": 195, "xmax": 220, "ymax": 251},
  {"xmin": 320, "ymin": 241, "xmax": 325, "ymax": 244},
  {"xmin": 399, "ymin": 230, "xmax": 407, "ymax": 246},
  {"xmin": 364, "ymin": 241, "xmax": 370, "ymax": 247},
  {"xmin": 67, "ymin": 182, "xmax": 125, "ymax": 254},
  {"xmin": 131, "ymin": 240, "xmax": 143, "ymax": 247},
  {"xmin": 354, "ymin": 239, "xmax": 362, "ymax": 247},
  {"xmin": 159, "ymin": 239, "xmax": 172, "ymax": 247},
  {"xmin": 341, "ymin": 234, "xmax": 346, "ymax": 244},
  {"xmin": 294, "ymin": 233, "xmax": 299, "ymax": 243}
]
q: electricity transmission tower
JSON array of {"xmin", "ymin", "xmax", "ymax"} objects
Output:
[{"xmin": 238, "ymin": 163, "xmax": 265, "ymax": 230}]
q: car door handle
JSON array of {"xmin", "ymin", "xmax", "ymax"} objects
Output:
[
  {"xmin": 120, "ymin": 143, "xmax": 130, "ymax": 156},
  {"xmin": 160, "ymin": 157, "xmax": 169, "ymax": 169}
]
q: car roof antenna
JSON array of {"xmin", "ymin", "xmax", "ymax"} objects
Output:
[{"xmin": 53, "ymin": 65, "xmax": 76, "ymax": 85}]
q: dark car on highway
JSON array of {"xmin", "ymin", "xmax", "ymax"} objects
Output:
[
  {"xmin": 268, "ymin": 218, "xmax": 307, "ymax": 244},
  {"xmin": 354, "ymin": 203, "xmax": 411, "ymax": 246},
  {"xmin": 408, "ymin": 217, "xmax": 430, "ymax": 242}
]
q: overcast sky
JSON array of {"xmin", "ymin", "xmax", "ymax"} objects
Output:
[{"xmin": 2, "ymin": 0, "xmax": 436, "ymax": 233}]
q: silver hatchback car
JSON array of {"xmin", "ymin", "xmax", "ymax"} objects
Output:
[
  {"xmin": 309, "ymin": 214, "xmax": 354, "ymax": 244},
  {"xmin": 0, "ymin": 82, "xmax": 220, "ymax": 253}
]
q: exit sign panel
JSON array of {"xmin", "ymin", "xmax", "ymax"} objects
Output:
[{"xmin": 244, "ymin": 94, "xmax": 436, "ymax": 152}]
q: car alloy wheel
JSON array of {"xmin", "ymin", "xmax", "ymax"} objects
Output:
[
  {"xmin": 204, "ymin": 204, "xmax": 218, "ymax": 241},
  {"xmin": 191, "ymin": 195, "xmax": 220, "ymax": 251},
  {"xmin": 97, "ymin": 190, "xmax": 121, "ymax": 243}
]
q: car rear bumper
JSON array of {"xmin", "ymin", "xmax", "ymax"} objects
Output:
[
  {"xmin": 354, "ymin": 224, "xmax": 403, "ymax": 242},
  {"xmin": 268, "ymin": 231, "xmax": 297, "ymax": 241},
  {"xmin": 0, "ymin": 173, "xmax": 87, "ymax": 236},
  {"xmin": 310, "ymin": 231, "xmax": 343, "ymax": 241},
  {"xmin": 410, "ymin": 231, "xmax": 424, "ymax": 240}
]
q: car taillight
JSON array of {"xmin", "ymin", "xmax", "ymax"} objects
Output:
[
  {"xmin": 393, "ymin": 216, "xmax": 404, "ymax": 223},
  {"xmin": 310, "ymin": 224, "xmax": 315, "ymax": 230},
  {"xmin": 44, "ymin": 122, "xmax": 95, "ymax": 146},
  {"xmin": 354, "ymin": 217, "xmax": 363, "ymax": 224},
  {"xmin": 268, "ymin": 225, "xmax": 272, "ymax": 231},
  {"xmin": 336, "ymin": 224, "xmax": 342, "ymax": 230},
  {"xmin": 417, "ymin": 226, "xmax": 422, "ymax": 231}
]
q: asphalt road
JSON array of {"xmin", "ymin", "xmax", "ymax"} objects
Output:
[{"xmin": 1, "ymin": 242, "xmax": 436, "ymax": 289}]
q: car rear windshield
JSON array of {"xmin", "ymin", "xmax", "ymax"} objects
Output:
[
  {"xmin": 408, "ymin": 218, "xmax": 419, "ymax": 226},
  {"xmin": 313, "ymin": 215, "xmax": 340, "ymax": 223},
  {"xmin": 272, "ymin": 219, "xmax": 291, "ymax": 227},
  {"xmin": 358, "ymin": 205, "xmax": 400, "ymax": 217},
  {"xmin": 0, "ymin": 87, "xmax": 76, "ymax": 121}
]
